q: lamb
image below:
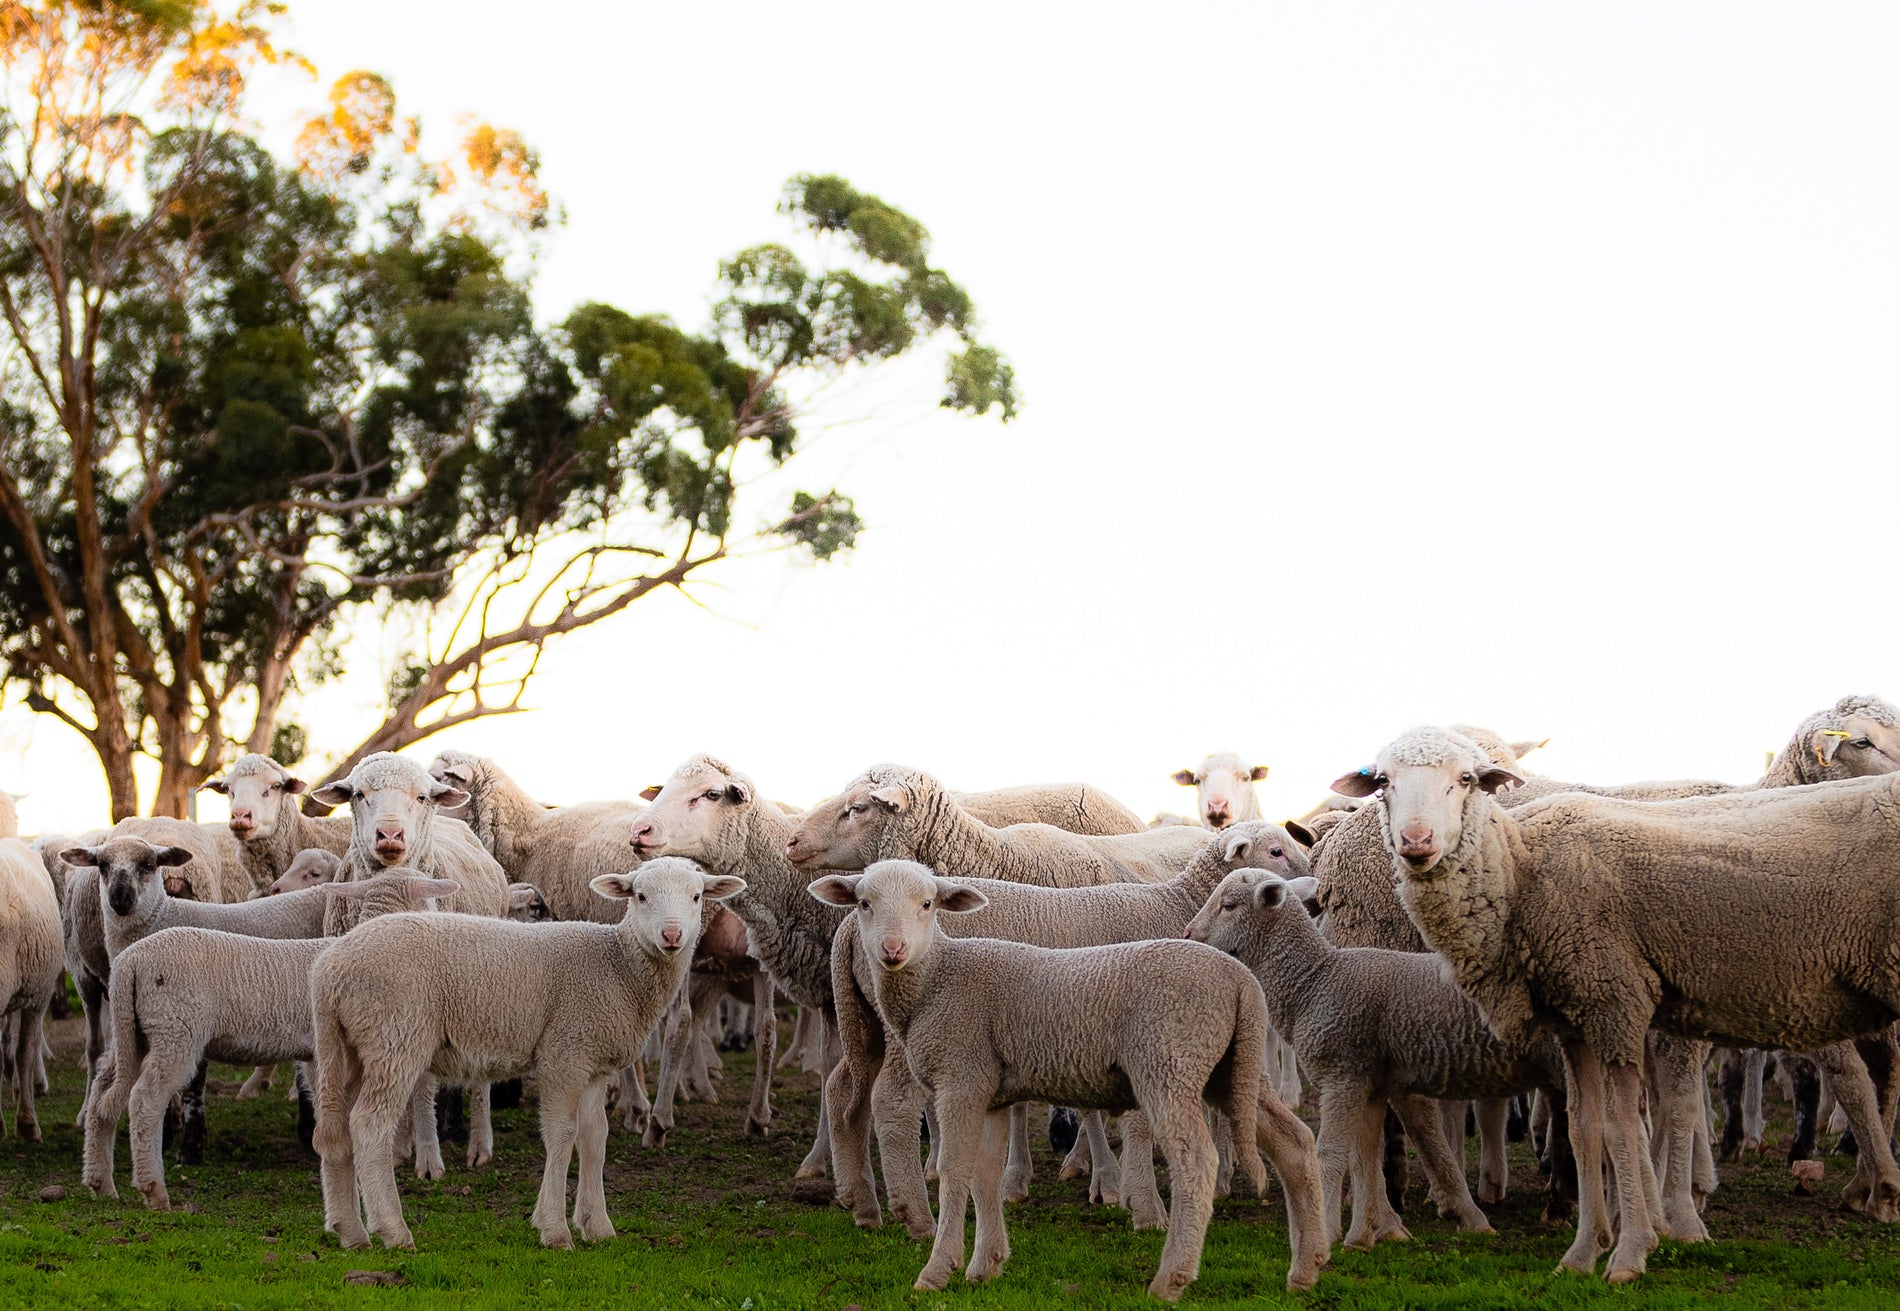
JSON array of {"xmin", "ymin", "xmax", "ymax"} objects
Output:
[
  {"xmin": 1170, "ymin": 752, "xmax": 1270, "ymax": 830},
  {"xmin": 425, "ymin": 748, "xmax": 647, "ymax": 923},
  {"xmin": 310, "ymin": 857, "xmax": 743, "ymax": 1250},
  {"xmin": 826, "ymin": 822, "xmax": 1322, "ymax": 1246},
  {"xmin": 788, "ymin": 763, "xmax": 1210, "ymax": 888},
  {"xmin": 0, "ymin": 806, "xmax": 61, "ymax": 1140},
  {"xmin": 202, "ymin": 754, "xmax": 353, "ymax": 896},
  {"xmin": 629, "ymin": 756, "xmax": 849, "ymax": 1179},
  {"xmin": 785, "ymin": 772, "xmax": 1148, "ymax": 871},
  {"xmin": 1340, "ymin": 724, "xmax": 1900, "ymax": 1282},
  {"xmin": 810, "ymin": 861, "xmax": 1297, "ymax": 1300},
  {"xmin": 1185, "ymin": 867, "xmax": 1572, "ymax": 1248},
  {"xmin": 268, "ymin": 849, "xmax": 344, "ymax": 896},
  {"xmin": 102, "ymin": 816, "xmax": 249, "ymax": 904},
  {"xmin": 80, "ymin": 872, "xmax": 458, "ymax": 1209},
  {"xmin": 308, "ymin": 753, "xmax": 508, "ymax": 918},
  {"xmin": 42, "ymin": 834, "xmax": 111, "ymax": 1117}
]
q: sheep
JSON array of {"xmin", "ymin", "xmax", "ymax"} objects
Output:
[
  {"xmin": 425, "ymin": 748, "xmax": 647, "ymax": 923},
  {"xmin": 310, "ymin": 856, "xmax": 744, "ymax": 1251},
  {"xmin": 202, "ymin": 754, "xmax": 354, "ymax": 896},
  {"xmin": 80, "ymin": 872, "xmax": 459, "ymax": 1209},
  {"xmin": 268, "ymin": 848, "xmax": 344, "ymax": 896},
  {"xmin": 307, "ymin": 752, "xmax": 508, "ymax": 918},
  {"xmin": 1170, "ymin": 751, "xmax": 1270, "ymax": 830},
  {"xmin": 101, "ymin": 816, "xmax": 249, "ymax": 904},
  {"xmin": 505, "ymin": 883, "xmax": 556, "ymax": 922},
  {"xmin": 825, "ymin": 822, "xmax": 1320, "ymax": 1242},
  {"xmin": 42, "ymin": 834, "xmax": 111, "ymax": 1119},
  {"xmin": 1338, "ymin": 724, "xmax": 1900, "ymax": 1282},
  {"xmin": 791, "ymin": 763, "xmax": 1210, "ymax": 888},
  {"xmin": 785, "ymin": 772, "xmax": 1148, "ymax": 871},
  {"xmin": 0, "ymin": 812, "xmax": 61, "ymax": 1140},
  {"xmin": 629, "ymin": 756, "xmax": 847, "ymax": 1179},
  {"xmin": 809, "ymin": 861, "xmax": 1303, "ymax": 1300},
  {"xmin": 1184, "ymin": 867, "xmax": 1573, "ymax": 1248}
]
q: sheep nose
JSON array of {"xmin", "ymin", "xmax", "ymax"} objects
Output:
[
  {"xmin": 1183, "ymin": 924, "xmax": 1205, "ymax": 942},
  {"xmin": 878, "ymin": 938, "xmax": 908, "ymax": 968},
  {"xmin": 630, "ymin": 821, "xmax": 660, "ymax": 851},
  {"xmin": 1397, "ymin": 824, "xmax": 1439, "ymax": 864},
  {"xmin": 660, "ymin": 925, "xmax": 683, "ymax": 950},
  {"xmin": 375, "ymin": 825, "xmax": 404, "ymax": 843}
]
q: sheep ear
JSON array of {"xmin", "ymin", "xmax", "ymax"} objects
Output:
[
  {"xmin": 507, "ymin": 884, "xmax": 542, "ymax": 911},
  {"xmin": 1509, "ymin": 738, "xmax": 1548, "ymax": 761},
  {"xmin": 1812, "ymin": 730, "xmax": 1847, "ymax": 768},
  {"xmin": 808, "ymin": 874, "xmax": 863, "ymax": 907},
  {"xmin": 1477, "ymin": 765, "xmax": 1523, "ymax": 794},
  {"xmin": 933, "ymin": 879, "xmax": 988, "ymax": 914},
  {"xmin": 324, "ymin": 880, "xmax": 371, "ymax": 901},
  {"xmin": 1171, "ymin": 769, "xmax": 1197, "ymax": 787},
  {"xmin": 60, "ymin": 847, "xmax": 100, "ymax": 868},
  {"xmin": 1330, "ymin": 768, "xmax": 1382, "ymax": 798},
  {"xmin": 435, "ymin": 763, "xmax": 473, "ymax": 787},
  {"xmin": 1222, "ymin": 831, "xmax": 1255, "ymax": 865},
  {"xmin": 1249, "ymin": 765, "xmax": 1270, "ymax": 782},
  {"xmin": 700, "ymin": 874, "xmax": 747, "ymax": 901},
  {"xmin": 428, "ymin": 780, "xmax": 470, "ymax": 809},
  {"xmin": 408, "ymin": 878, "xmax": 460, "ymax": 904},
  {"xmin": 639, "ymin": 784, "xmax": 663, "ymax": 802},
  {"xmin": 201, "ymin": 777, "xmax": 230, "ymax": 795},
  {"xmin": 590, "ymin": 872, "xmax": 640, "ymax": 900},
  {"xmin": 1253, "ymin": 879, "xmax": 1290, "ymax": 910},
  {"xmin": 1282, "ymin": 820, "xmax": 1318, "ymax": 849},
  {"xmin": 868, "ymin": 786, "xmax": 907, "ymax": 813},
  {"xmin": 155, "ymin": 845, "xmax": 195, "ymax": 868},
  {"xmin": 282, "ymin": 777, "xmax": 308, "ymax": 796},
  {"xmin": 311, "ymin": 782, "xmax": 354, "ymax": 807},
  {"xmin": 724, "ymin": 779, "xmax": 752, "ymax": 805},
  {"xmin": 1283, "ymin": 875, "xmax": 1320, "ymax": 903}
]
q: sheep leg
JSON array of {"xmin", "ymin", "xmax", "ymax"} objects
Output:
[
  {"xmin": 1787, "ymin": 1055, "xmax": 1822, "ymax": 1162},
  {"xmin": 1857, "ymin": 1027, "xmax": 1900, "ymax": 1147},
  {"xmin": 1314, "ymin": 1088, "xmax": 1354, "ymax": 1248},
  {"xmin": 1557, "ymin": 1039, "xmax": 1614, "ymax": 1275},
  {"xmin": 1340, "ymin": 1094, "xmax": 1408, "ymax": 1249},
  {"xmin": 915, "ymin": 1093, "xmax": 984, "ymax": 1291},
  {"xmin": 645, "ymin": 981, "xmax": 693, "ymax": 1147},
  {"xmin": 467, "ymin": 1082, "xmax": 493, "ymax": 1169},
  {"xmin": 1084, "ymin": 1110, "xmax": 1122, "ymax": 1205},
  {"xmin": 1692, "ymin": 1072, "xmax": 1719, "ymax": 1208},
  {"xmin": 745, "ymin": 969, "xmax": 776, "ymax": 1136},
  {"xmin": 1255, "ymin": 1085, "xmax": 1329, "ymax": 1292},
  {"xmin": 1430, "ymin": 1099, "xmax": 1467, "ymax": 1210},
  {"xmin": 573, "ymin": 1077, "xmax": 616, "ymax": 1242},
  {"xmin": 1057, "ymin": 1109, "xmax": 1091, "ymax": 1179},
  {"xmin": 778, "ymin": 1005, "xmax": 812, "ymax": 1068},
  {"xmin": 1120, "ymin": 1110, "xmax": 1165, "ymax": 1230},
  {"xmin": 1476, "ymin": 1096, "xmax": 1510, "ymax": 1204},
  {"xmin": 176, "ymin": 1060, "xmax": 208, "ymax": 1166},
  {"xmin": 75, "ymin": 971, "xmax": 107, "ymax": 1131},
  {"xmin": 1740, "ymin": 1049, "xmax": 1768, "ymax": 1154},
  {"xmin": 10, "ymin": 1003, "xmax": 45, "ymax": 1143},
  {"xmin": 870, "ymin": 1043, "xmax": 937, "ymax": 1238},
  {"xmin": 1603, "ymin": 1058, "xmax": 1659, "ymax": 1283},
  {"xmin": 313, "ymin": 1025, "xmax": 368, "ymax": 1249},
  {"xmin": 617, "ymin": 1059, "xmax": 650, "ymax": 1135},
  {"xmin": 127, "ymin": 1045, "xmax": 201, "ymax": 1211},
  {"xmin": 237, "ymin": 1064, "xmax": 275, "ymax": 1101},
  {"xmin": 531, "ymin": 1078, "xmax": 583, "ymax": 1248},
  {"xmin": 1816, "ymin": 1040, "xmax": 1900, "ymax": 1221},
  {"xmin": 351, "ymin": 1071, "xmax": 418, "ymax": 1251},
  {"xmin": 966, "ymin": 1109, "xmax": 1013, "ymax": 1283},
  {"xmin": 1210, "ymin": 1107, "xmax": 1235, "ymax": 1197},
  {"xmin": 409, "ymin": 1078, "xmax": 445, "ymax": 1181},
  {"xmin": 1392, "ymin": 1093, "xmax": 1491, "ymax": 1233},
  {"xmin": 821, "ymin": 1026, "xmax": 883, "ymax": 1226},
  {"xmin": 923, "ymin": 1100, "xmax": 941, "ymax": 1181},
  {"xmin": 1146, "ymin": 1089, "xmax": 1219, "ymax": 1302},
  {"xmin": 794, "ymin": 1013, "xmax": 839, "ymax": 1180},
  {"xmin": 1381, "ymin": 1107, "xmax": 1409, "ymax": 1210},
  {"xmin": 1002, "ymin": 1102, "xmax": 1033, "ymax": 1203},
  {"xmin": 81, "ymin": 1034, "xmax": 129, "ymax": 1201},
  {"xmin": 1647, "ymin": 1036, "xmax": 1711, "ymax": 1242}
]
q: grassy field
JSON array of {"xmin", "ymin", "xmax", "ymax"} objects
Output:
[{"xmin": 3, "ymin": 1016, "xmax": 1899, "ymax": 1310}]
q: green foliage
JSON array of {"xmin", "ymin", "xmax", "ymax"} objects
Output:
[{"xmin": 267, "ymin": 719, "xmax": 308, "ymax": 766}]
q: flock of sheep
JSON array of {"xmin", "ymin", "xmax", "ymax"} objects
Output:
[{"xmin": 1, "ymin": 692, "xmax": 1898, "ymax": 1298}]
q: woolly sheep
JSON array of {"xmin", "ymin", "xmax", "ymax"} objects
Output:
[
  {"xmin": 203, "ymin": 754, "xmax": 354, "ymax": 895},
  {"xmin": 1185, "ymin": 868, "xmax": 1572, "ymax": 1248},
  {"xmin": 80, "ymin": 872, "xmax": 458, "ymax": 1209},
  {"xmin": 426, "ymin": 748, "xmax": 647, "ymax": 923},
  {"xmin": 505, "ymin": 883, "xmax": 556, "ymax": 922},
  {"xmin": 42, "ymin": 835, "xmax": 111, "ymax": 1118},
  {"xmin": 103, "ymin": 816, "xmax": 249, "ymax": 904},
  {"xmin": 826, "ymin": 822, "xmax": 1319, "ymax": 1241},
  {"xmin": 785, "ymin": 773, "xmax": 1147, "ymax": 871},
  {"xmin": 310, "ymin": 857, "xmax": 743, "ymax": 1250},
  {"xmin": 630, "ymin": 756, "xmax": 846, "ymax": 1178},
  {"xmin": 268, "ymin": 848, "xmax": 344, "ymax": 896},
  {"xmin": 1339, "ymin": 725, "xmax": 1900, "ymax": 1282},
  {"xmin": 810, "ymin": 861, "xmax": 1294, "ymax": 1300},
  {"xmin": 787, "ymin": 763, "xmax": 1209, "ymax": 887},
  {"xmin": 308, "ymin": 753, "xmax": 508, "ymax": 918},
  {"xmin": 0, "ymin": 815, "xmax": 61, "ymax": 1140},
  {"xmin": 1170, "ymin": 751, "xmax": 1269, "ymax": 830}
]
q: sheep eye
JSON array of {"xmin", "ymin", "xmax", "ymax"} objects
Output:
[
  {"xmin": 1221, "ymin": 900, "xmax": 1237, "ymax": 912},
  {"xmin": 1374, "ymin": 774, "xmax": 1389, "ymax": 787},
  {"xmin": 636, "ymin": 893, "xmax": 646, "ymax": 903},
  {"xmin": 1854, "ymin": 738, "xmax": 1873, "ymax": 749},
  {"xmin": 1268, "ymin": 846, "xmax": 1284, "ymax": 858},
  {"xmin": 858, "ymin": 899, "xmax": 870, "ymax": 911},
  {"xmin": 1459, "ymin": 772, "xmax": 1474, "ymax": 785},
  {"xmin": 692, "ymin": 893, "xmax": 701, "ymax": 902},
  {"xmin": 922, "ymin": 899, "xmax": 932, "ymax": 910}
]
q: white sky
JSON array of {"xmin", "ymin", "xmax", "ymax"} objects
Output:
[{"xmin": 8, "ymin": 1, "xmax": 1900, "ymax": 835}]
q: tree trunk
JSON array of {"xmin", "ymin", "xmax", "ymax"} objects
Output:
[{"xmin": 97, "ymin": 730, "xmax": 140, "ymax": 824}]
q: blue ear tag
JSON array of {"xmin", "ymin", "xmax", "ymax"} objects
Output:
[{"xmin": 1358, "ymin": 769, "xmax": 1373, "ymax": 777}]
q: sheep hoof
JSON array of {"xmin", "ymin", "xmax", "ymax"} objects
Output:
[
  {"xmin": 136, "ymin": 1183, "xmax": 170, "ymax": 1211},
  {"xmin": 466, "ymin": 1147, "xmax": 492, "ymax": 1169},
  {"xmin": 1477, "ymin": 1184, "xmax": 1506, "ymax": 1204},
  {"xmin": 1463, "ymin": 1220, "xmax": 1496, "ymax": 1236},
  {"xmin": 380, "ymin": 1230, "xmax": 415, "ymax": 1252},
  {"xmin": 743, "ymin": 1115, "xmax": 770, "ymax": 1137},
  {"xmin": 1605, "ymin": 1266, "xmax": 1642, "ymax": 1285},
  {"xmin": 332, "ymin": 1225, "xmax": 371, "ymax": 1250},
  {"xmin": 1147, "ymin": 1269, "xmax": 1194, "ymax": 1302},
  {"xmin": 913, "ymin": 1269, "xmax": 951, "ymax": 1292},
  {"xmin": 577, "ymin": 1216, "xmax": 615, "ymax": 1242},
  {"xmin": 642, "ymin": 1124, "xmax": 668, "ymax": 1150},
  {"xmin": 1058, "ymin": 1164, "xmax": 1085, "ymax": 1181}
]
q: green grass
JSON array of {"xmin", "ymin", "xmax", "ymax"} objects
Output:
[{"xmin": 4, "ymin": 1016, "xmax": 1899, "ymax": 1309}]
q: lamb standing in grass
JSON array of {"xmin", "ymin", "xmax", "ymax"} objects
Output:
[
  {"xmin": 1185, "ymin": 867, "xmax": 1573, "ymax": 1248},
  {"xmin": 811, "ymin": 862, "xmax": 1294, "ymax": 1300},
  {"xmin": 1341, "ymin": 725, "xmax": 1900, "ymax": 1282},
  {"xmin": 311, "ymin": 857, "xmax": 742, "ymax": 1251},
  {"xmin": 81, "ymin": 873, "xmax": 458, "ymax": 1209}
]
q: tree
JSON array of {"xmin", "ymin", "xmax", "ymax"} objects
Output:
[{"xmin": 0, "ymin": 1, "xmax": 1017, "ymax": 819}]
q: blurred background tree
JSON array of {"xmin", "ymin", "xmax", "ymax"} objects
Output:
[{"xmin": 0, "ymin": 1, "xmax": 1016, "ymax": 818}]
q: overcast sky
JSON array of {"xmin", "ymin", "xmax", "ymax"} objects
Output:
[{"xmin": 10, "ymin": 1, "xmax": 1900, "ymax": 834}]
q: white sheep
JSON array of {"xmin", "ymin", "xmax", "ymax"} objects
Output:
[
  {"xmin": 1170, "ymin": 751, "xmax": 1269, "ymax": 830},
  {"xmin": 267, "ymin": 848, "xmax": 344, "ymax": 896},
  {"xmin": 80, "ymin": 872, "xmax": 458, "ymax": 1208},
  {"xmin": 0, "ymin": 807, "xmax": 61, "ymax": 1140},
  {"xmin": 310, "ymin": 857, "xmax": 743, "ymax": 1251},
  {"xmin": 202, "ymin": 754, "xmax": 353, "ymax": 896},
  {"xmin": 308, "ymin": 753, "xmax": 508, "ymax": 918},
  {"xmin": 810, "ymin": 861, "xmax": 1300, "ymax": 1300}
]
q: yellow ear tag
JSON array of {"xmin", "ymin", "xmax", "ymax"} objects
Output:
[{"xmin": 1816, "ymin": 729, "xmax": 1852, "ymax": 767}]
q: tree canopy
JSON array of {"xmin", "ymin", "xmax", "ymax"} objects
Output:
[{"xmin": 0, "ymin": 1, "xmax": 1016, "ymax": 818}]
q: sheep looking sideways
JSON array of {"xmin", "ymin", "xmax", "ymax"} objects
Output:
[
  {"xmin": 310, "ymin": 857, "xmax": 743, "ymax": 1251},
  {"xmin": 810, "ymin": 861, "xmax": 1305, "ymax": 1301},
  {"xmin": 1341, "ymin": 725, "xmax": 1900, "ymax": 1283}
]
